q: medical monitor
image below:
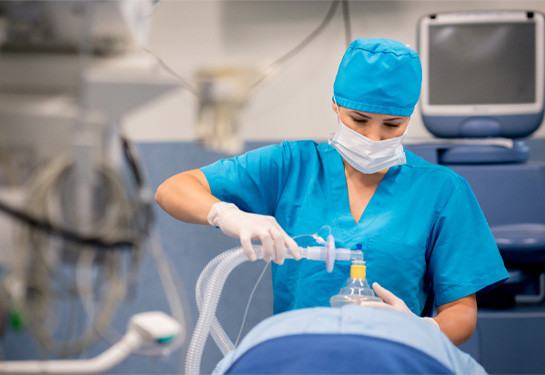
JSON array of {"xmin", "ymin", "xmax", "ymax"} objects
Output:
[{"xmin": 418, "ymin": 11, "xmax": 545, "ymax": 138}]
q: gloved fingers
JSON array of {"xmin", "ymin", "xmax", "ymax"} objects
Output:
[
  {"xmin": 258, "ymin": 231, "xmax": 275, "ymax": 263},
  {"xmin": 372, "ymin": 283, "xmax": 413, "ymax": 315},
  {"xmin": 270, "ymin": 228, "xmax": 286, "ymax": 265},
  {"xmin": 358, "ymin": 301, "xmax": 395, "ymax": 311},
  {"xmin": 271, "ymin": 220, "xmax": 301, "ymax": 260},
  {"xmin": 372, "ymin": 282, "xmax": 404, "ymax": 307},
  {"xmin": 240, "ymin": 233, "xmax": 257, "ymax": 262},
  {"xmin": 285, "ymin": 236, "xmax": 301, "ymax": 260}
]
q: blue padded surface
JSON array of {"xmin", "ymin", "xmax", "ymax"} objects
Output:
[
  {"xmin": 225, "ymin": 334, "xmax": 453, "ymax": 374},
  {"xmin": 449, "ymin": 163, "xmax": 545, "ymax": 228},
  {"xmin": 439, "ymin": 144, "xmax": 529, "ymax": 164},
  {"xmin": 406, "ymin": 142, "xmax": 530, "ymax": 165},
  {"xmin": 421, "ymin": 113, "xmax": 544, "ymax": 139},
  {"xmin": 491, "ymin": 224, "xmax": 545, "ymax": 263},
  {"xmin": 492, "ymin": 224, "xmax": 545, "ymax": 251}
]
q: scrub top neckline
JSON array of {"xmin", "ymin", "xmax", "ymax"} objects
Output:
[{"xmin": 323, "ymin": 145, "xmax": 409, "ymax": 243}]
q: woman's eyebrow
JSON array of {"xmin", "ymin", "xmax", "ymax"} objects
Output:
[
  {"xmin": 348, "ymin": 111, "xmax": 404, "ymax": 122},
  {"xmin": 348, "ymin": 111, "xmax": 370, "ymax": 118}
]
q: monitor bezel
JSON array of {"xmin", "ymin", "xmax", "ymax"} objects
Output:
[{"xmin": 419, "ymin": 11, "xmax": 544, "ymax": 116}]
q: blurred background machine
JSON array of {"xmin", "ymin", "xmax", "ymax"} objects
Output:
[{"xmin": 0, "ymin": 1, "xmax": 187, "ymax": 372}]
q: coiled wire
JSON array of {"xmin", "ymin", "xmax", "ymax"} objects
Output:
[{"xmin": 9, "ymin": 153, "xmax": 145, "ymax": 356}]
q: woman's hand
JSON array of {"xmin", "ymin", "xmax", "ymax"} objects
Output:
[
  {"xmin": 373, "ymin": 282, "xmax": 478, "ymax": 346},
  {"xmin": 372, "ymin": 282, "xmax": 440, "ymax": 329},
  {"xmin": 208, "ymin": 202, "xmax": 301, "ymax": 264}
]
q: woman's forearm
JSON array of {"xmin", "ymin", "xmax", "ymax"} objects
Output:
[
  {"xmin": 155, "ymin": 169, "xmax": 219, "ymax": 225},
  {"xmin": 434, "ymin": 294, "xmax": 477, "ymax": 346}
]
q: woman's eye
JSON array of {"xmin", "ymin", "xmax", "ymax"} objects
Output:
[
  {"xmin": 353, "ymin": 118, "xmax": 367, "ymax": 123},
  {"xmin": 385, "ymin": 123, "xmax": 401, "ymax": 128}
]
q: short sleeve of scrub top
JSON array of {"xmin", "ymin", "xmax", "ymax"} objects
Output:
[
  {"xmin": 201, "ymin": 141, "xmax": 509, "ymax": 315},
  {"xmin": 201, "ymin": 142, "xmax": 289, "ymax": 216},
  {"xmin": 427, "ymin": 175, "xmax": 507, "ymax": 306}
]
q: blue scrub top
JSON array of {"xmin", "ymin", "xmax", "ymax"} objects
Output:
[{"xmin": 201, "ymin": 141, "xmax": 508, "ymax": 315}]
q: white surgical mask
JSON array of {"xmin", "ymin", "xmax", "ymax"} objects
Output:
[{"xmin": 328, "ymin": 118, "xmax": 407, "ymax": 174}]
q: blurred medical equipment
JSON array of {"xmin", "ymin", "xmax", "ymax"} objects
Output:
[
  {"xmin": 0, "ymin": 311, "xmax": 181, "ymax": 374},
  {"xmin": 185, "ymin": 234, "xmax": 363, "ymax": 375},
  {"xmin": 0, "ymin": 0, "xmax": 151, "ymax": 55},
  {"xmin": 195, "ymin": 64, "xmax": 269, "ymax": 155},
  {"xmin": 0, "ymin": 0, "xmax": 188, "ymax": 372},
  {"xmin": 408, "ymin": 10, "xmax": 545, "ymax": 374},
  {"xmin": 194, "ymin": 0, "xmax": 352, "ymax": 155}
]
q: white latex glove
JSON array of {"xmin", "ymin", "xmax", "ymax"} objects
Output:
[
  {"xmin": 207, "ymin": 202, "xmax": 301, "ymax": 264},
  {"xmin": 372, "ymin": 282, "xmax": 440, "ymax": 330}
]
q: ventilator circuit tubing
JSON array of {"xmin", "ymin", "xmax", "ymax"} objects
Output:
[
  {"xmin": 186, "ymin": 243, "xmax": 363, "ymax": 375},
  {"xmin": 194, "ymin": 249, "xmax": 237, "ymax": 355},
  {"xmin": 185, "ymin": 246, "xmax": 261, "ymax": 375}
]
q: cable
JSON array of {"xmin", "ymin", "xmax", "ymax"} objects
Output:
[
  {"xmin": 252, "ymin": 0, "xmax": 341, "ymax": 89},
  {"xmin": 270, "ymin": 0, "xmax": 340, "ymax": 69},
  {"xmin": 6, "ymin": 151, "xmax": 145, "ymax": 356},
  {"xmin": 0, "ymin": 199, "xmax": 138, "ymax": 249},
  {"xmin": 317, "ymin": 225, "xmax": 332, "ymax": 239},
  {"xmin": 61, "ymin": 299, "xmax": 79, "ymax": 358},
  {"xmin": 342, "ymin": 0, "xmax": 352, "ymax": 48},
  {"xmin": 75, "ymin": 249, "xmax": 126, "ymax": 349},
  {"xmin": 142, "ymin": 47, "xmax": 199, "ymax": 97},
  {"xmin": 292, "ymin": 226, "xmax": 332, "ymax": 245},
  {"xmin": 0, "ymin": 135, "xmax": 149, "ymax": 251},
  {"xmin": 142, "ymin": 0, "xmax": 342, "ymax": 109},
  {"xmin": 234, "ymin": 262, "xmax": 269, "ymax": 347},
  {"xmin": 120, "ymin": 136, "xmax": 145, "ymax": 188},
  {"xmin": 139, "ymin": 0, "xmax": 343, "ymax": 116},
  {"xmin": 0, "ymin": 131, "xmax": 22, "ymax": 186},
  {"xmin": 77, "ymin": 228, "xmax": 190, "ymax": 357},
  {"xmin": 144, "ymin": 1, "xmax": 341, "ymax": 96},
  {"xmin": 70, "ymin": 131, "xmax": 187, "ymax": 357},
  {"xmin": 233, "ymin": 226, "xmax": 333, "ymax": 347},
  {"xmin": 119, "ymin": 133, "xmax": 154, "ymax": 237},
  {"xmin": 0, "ymin": 135, "xmax": 151, "ymax": 250},
  {"xmin": 22, "ymin": 254, "xmax": 127, "ymax": 356},
  {"xmin": 145, "ymin": 229, "xmax": 190, "ymax": 355}
]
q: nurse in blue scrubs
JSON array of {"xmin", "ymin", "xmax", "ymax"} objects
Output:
[{"xmin": 155, "ymin": 38, "xmax": 508, "ymax": 346}]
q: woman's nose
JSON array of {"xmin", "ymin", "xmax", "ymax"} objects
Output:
[{"xmin": 360, "ymin": 126, "xmax": 382, "ymax": 142}]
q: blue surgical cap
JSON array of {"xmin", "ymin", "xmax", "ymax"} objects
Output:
[{"xmin": 333, "ymin": 38, "xmax": 422, "ymax": 116}]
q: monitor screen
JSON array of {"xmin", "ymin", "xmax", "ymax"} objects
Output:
[
  {"xmin": 429, "ymin": 23, "xmax": 536, "ymax": 106},
  {"xmin": 418, "ymin": 11, "xmax": 545, "ymax": 138}
]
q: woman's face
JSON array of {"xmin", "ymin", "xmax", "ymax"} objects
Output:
[{"xmin": 332, "ymin": 102, "xmax": 410, "ymax": 141}]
